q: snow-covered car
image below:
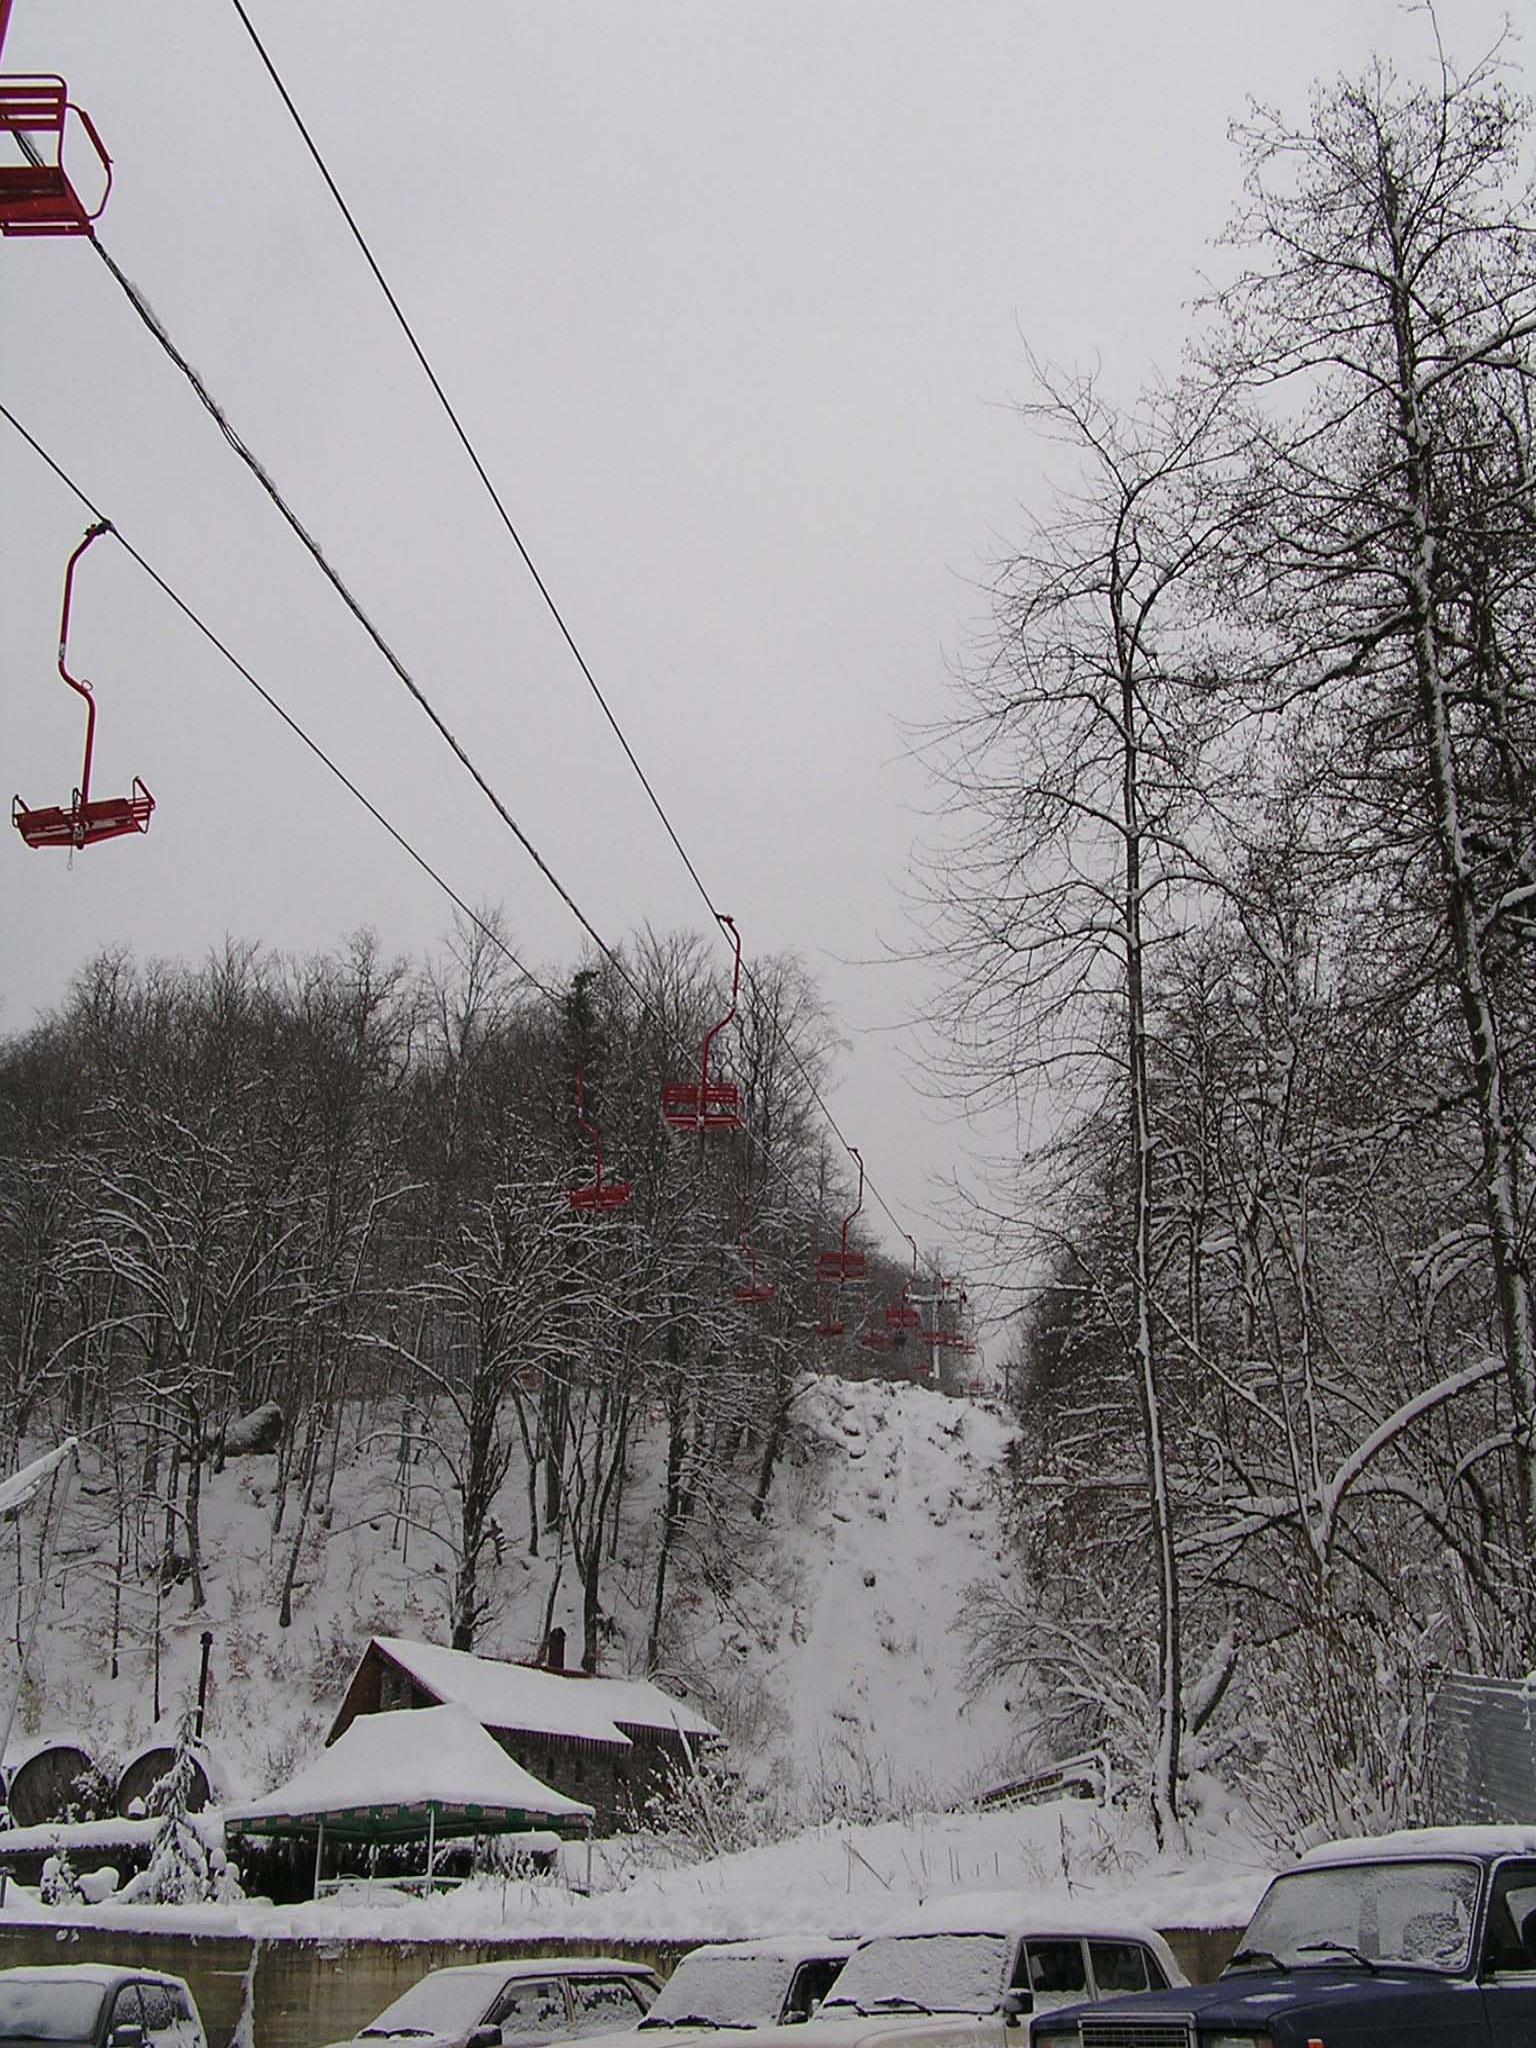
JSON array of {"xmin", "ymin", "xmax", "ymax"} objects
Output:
[
  {"xmin": 327, "ymin": 1959, "xmax": 660, "ymax": 2048},
  {"xmin": 0, "ymin": 1966, "xmax": 206, "ymax": 2048},
  {"xmin": 679, "ymin": 1897, "xmax": 1182, "ymax": 2048},
  {"xmin": 1027, "ymin": 1825, "xmax": 1536, "ymax": 2048},
  {"xmin": 579, "ymin": 1935, "xmax": 854, "ymax": 2048}
]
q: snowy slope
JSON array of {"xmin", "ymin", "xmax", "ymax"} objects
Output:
[{"xmin": 745, "ymin": 1379, "xmax": 1020, "ymax": 1806}]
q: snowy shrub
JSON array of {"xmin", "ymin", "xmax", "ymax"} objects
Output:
[
  {"xmin": 1240, "ymin": 1613, "xmax": 1442, "ymax": 1848},
  {"xmin": 126, "ymin": 1708, "xmax": 244, "ymax": 1905},
  {"xmin": 40, "ymin": 1850, "xmax": 81, "ymax": 1906}
]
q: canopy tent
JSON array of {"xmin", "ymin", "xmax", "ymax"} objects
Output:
[{"xmin": 224, "ymin": 1703, "xmax": 593, "ymax": 1889}]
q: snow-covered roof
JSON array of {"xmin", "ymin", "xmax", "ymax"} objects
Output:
[
  {"xmin": 1300, "ymin": 1827, "xmax": 1536, "ymax": 1866},
  {"xmin": 679, "ymin": 1936, "xmax": 857, "ymax": 1962},
  {"xmin": 1, "ymin": 1731, "xmax": 95, "ymax": 1775},
  {"xmin": 854, "ymin": 1888, "xmax": 1172, "ymax": 1945},
  {"xmin": 372, "ymin": 1960, "xmax": 657, "ymax": 1984},
  {"xmin": 225, "ymin": 1703, "xmax": 594, "ymax": 1837},
  {"xmin": 0, "ymin": 1441, "xmax": 77, "ymax": 1523},
  {"xmin": 0, "ymin": 1967, "xmax": 189, "ymax": 1990},
  {"xmin": 370, "ymin": 1636, "xmax": 719, "ymax": 1747}
]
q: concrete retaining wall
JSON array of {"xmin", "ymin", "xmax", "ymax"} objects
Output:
[{"xmin": 0, "ymin": 1920, "xmax": 1242, "ymax": 2048}]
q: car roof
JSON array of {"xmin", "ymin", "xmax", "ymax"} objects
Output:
[
  {"xmin": 851, "ymin": 1892, "xmax": 1171, "ymax": 1946},
  {"xmin": 675, "ymin": 1939, "xmax": 857, "ymax": 1964},
  {"xmin": 413, "ymin": 1960, "xmax": 655, "ymax": 1982},
  {"xmin": 1299, "ymin": 1827, "xmax": 1536, "ymax": 1867},
  {"xmin": 0, "ymin": 1968, "xmax": 189, "ymax": 1990}
]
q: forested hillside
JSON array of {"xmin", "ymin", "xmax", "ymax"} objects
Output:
[
  {"xmin": 0, "ymin": 926, "xmax": 1001, "ymax": 1809},
  {"xmin": 925, "ymin": 54, "xmax": 1536, "ymax": 1849}
]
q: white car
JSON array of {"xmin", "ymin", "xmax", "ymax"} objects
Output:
[
  {"xmin": 326, "ymin": 1959, "xmax": 660, "ymax": 2048},
  {"xmin": 691, "ymin": 1897, "xmax": 1183, "ymax": 2048},
  {"xmin": 0, "ymin": 1966, "xmax": 206, "ymax": 2048},
  {"xmin": 582, "ymin": 1936, "xmax": 854, "ymax": 2048}
]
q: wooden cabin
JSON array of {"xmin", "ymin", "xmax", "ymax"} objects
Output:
[{"xmin": 328, "ymin": 1634, "xmax": 719, "ymax": 1833}]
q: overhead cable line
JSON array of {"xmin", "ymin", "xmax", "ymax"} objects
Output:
[
  {"xmin": 224, "ymin": 0, "xmax": 718, "ymax": 920},
  {"xmin": 0, "ymin": 400, "xmax": 556, "ymax": 1005},
  {"xmin": 1, "ymin": 399, "xmax": 835, "ymax": 1259},
  {"xmin": 223, "ymin": 1, "xmax": 913, "ymax": 1246},
  {"xmin": 89, "ymin": 234, "xmax": 619, "ymax": 975}
]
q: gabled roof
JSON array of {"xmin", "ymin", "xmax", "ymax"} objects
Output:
[
  {"xmin": 363, "ymin": 1635, "xmax": 719, "ymax": 1748},
  {"xmin": 225, "ymin": 1702, "xmax": 593, "ymax": 1840}
]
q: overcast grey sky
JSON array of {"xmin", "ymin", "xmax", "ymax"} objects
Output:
[{"xmin": 1, "ymin": 0, "xmax": 1520, "ymax": 1265}]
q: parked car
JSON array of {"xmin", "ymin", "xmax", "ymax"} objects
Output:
[
  {"xmin": 677, "ymin": 1897, "xmax": 1181, "ymax": 2048},
  {"xmin": 1028, "ymin": 1825, "xmax": 1536, "ymax": 2048},
  {"xmin": 328, "ymin": 1959, "xmax": 661, "ymax": 2048},
  {"xmin": 0, "ymin": 1966, "xmax": 206, "ymax": 2048},
  {"xmin": 580, "ymin": 1935, "xmax": 854, "ymax": 2048}
]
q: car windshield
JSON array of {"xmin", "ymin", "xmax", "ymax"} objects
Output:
[
  {"xmin": 1239, "ymin": 1860, "xmax": 1481, "ymax": 1973},
  {"xmin": 361, "ymin": 1973, "xmax": 499, "ymax": 2039},
  {"xmin": 641, "ymin": 1956, "xmax": 796, "ymax": 2030},
  {"xmin": 0, "ymin": 1983, "xmax": 108, "ymax": 2043},
  {"xmin": 821, "ymin": 1934, "xmax": 1010, "ymax": 2016}
]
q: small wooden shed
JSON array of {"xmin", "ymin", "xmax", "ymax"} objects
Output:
[{"xmin": 329, "ymin": 1635, "xmax": 719, "ymax": 1832}]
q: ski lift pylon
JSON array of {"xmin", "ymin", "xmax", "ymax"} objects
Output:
[
  {"xmin": 662, "ymin": 913, "xmax": 743, "ymax": 1133},
  {"xmin": 13, "ymin": 522, "xmax": 155, "ymax": 851},
  {"xmin": 568, "ymin": 1062, "xmax": 630, "ymax": 1213},
  {"xmin": 0, "ymin": 74, "xmax": 112, "ymax": 236},
  {"xmin": 816, "ymin": 1147, "xmax": 867, "ymax": 1285}
]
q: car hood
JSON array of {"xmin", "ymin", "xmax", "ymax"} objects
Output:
[
  {"xmin": 325, "ymin": 2032, "xmax": 469, "ymax": 2048},
  {"xmin": 1039, "ymin": 1967, "xmax": 1476, "ymax": 2038}
]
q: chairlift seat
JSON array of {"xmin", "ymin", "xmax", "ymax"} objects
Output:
[
  {"xmin": 735, "ymin": 1279, "xmax": 775, "ymax": 1306},
  {"xmin": 818, "ymin": 1247, "xmax": 867, "ymax": 1283},
  {"xmin": 815, "ymin": 1313, "xmax": 846, "ymax": 1339},
  {"xmin": 14, "ymin": 778, "xmax": 154, "ymax": 850},
  {"xmin": 859, "ymin": 1328, "xmax": 892, "ymax": 1352},
  {"xmin": 886, "ymin": 1303, "xmax": 922, "ymax": 1331},
  {"xmin": 0, "ymin": 77, "xmax": 112, "ymax": 236},
  {"xmin": 569, "ymin": 1178, "xmax": 631, "ymax": 1213},
  {"xmin": 661, "ymin": 1080, "xmax": 742, "ymax": 1132}
]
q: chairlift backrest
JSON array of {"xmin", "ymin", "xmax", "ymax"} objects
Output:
[{"xmin": 0, "ymin": 75, "xmax": 112, "ymax": 236}]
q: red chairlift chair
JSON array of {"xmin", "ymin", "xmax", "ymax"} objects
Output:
[
  {"xmin": 662, "ymin": 913, "xmax": 743, "ymax": 1134},
  {"xmin": 858, "ymin": 1322, "xmax": 892, "ymax": 1353},
  {"xmin": 816, "ymin": 1148, "xmax": 867, "ymax": 1285},
  {"xmin": 733, "ymin": 1199, "xmax": 775, "ymax": 1307},
  {"xmin": 567, "ymin": 1063, "xmax": 631, "ymax": 1213},
  {"xmin": 0, "ymin": 75, "xmax": 112, "ymax": 236},
  {"xmin": 885, "ymin": 1233, "xmax": 923, "ymax": 1332},
  {"xmin": 13, "ymin": 522, "xmax": 155, "ymax": 851},
  {"xmin": 814, "ymin": 1293, "xmax": 846, "ymax": 1341}
]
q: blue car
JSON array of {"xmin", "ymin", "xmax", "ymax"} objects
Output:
[{"xmin": 1029, "ymin": 1827, "xmax": 1536, "ymax": 2048}]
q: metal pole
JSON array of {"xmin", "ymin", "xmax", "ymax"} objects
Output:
[
  {"xmin": 426, "ymin": 1805, "xmax": 436, "ymax": 1886},
  {"xmin": 0, "ymin": 1, "xmax": 15, "ymax": 65},
  {"xmin": 195, "ymin": 1631, "xmax": 213, "ymax": 1739},
  {"xmin": 313, "ymin": 1818, "xmax": 325, "ymax": 1898}
]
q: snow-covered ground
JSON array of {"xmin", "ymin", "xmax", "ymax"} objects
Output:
[
  {"xmin": 19, "ymin": 1376, "xmax": 1026, "ymax": 1810},
  {"xmin": 4, "ymin": 1375, "xmax": 1281, "ymax": 1948},
  {"xmin": 0, "ymin": 1795, "xmax": 1274, "ymax": 1943}
]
